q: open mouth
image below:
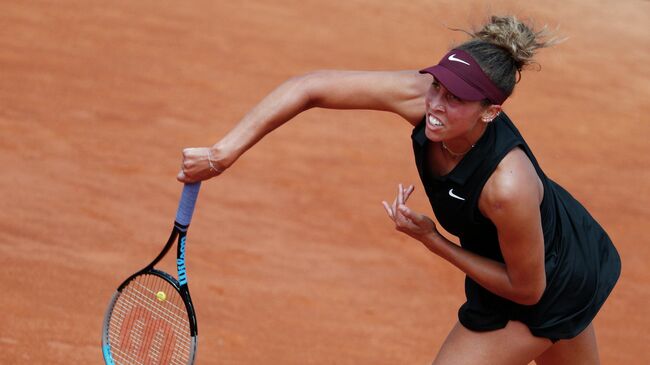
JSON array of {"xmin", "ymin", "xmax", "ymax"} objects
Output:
[{"xmin": 427, "ymin": 114, "xmax": 443, "ymax": 128}]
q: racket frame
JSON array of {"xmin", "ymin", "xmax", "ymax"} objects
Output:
[{"xmin": 102, "ymin": 183, "xmax": 201, "ymax": 365}]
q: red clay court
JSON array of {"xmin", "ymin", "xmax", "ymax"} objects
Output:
[{"xmin": 1, "ymin": 1, "xmax": 648, "ymax": 364}]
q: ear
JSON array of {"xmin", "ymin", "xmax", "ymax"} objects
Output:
[{"xmin": 481, "ymin": 105, "xmax": 502, "ymax": 123}]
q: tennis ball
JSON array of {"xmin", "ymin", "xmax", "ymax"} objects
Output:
[{"xmin": 156, "ymin": 291, "xmax": 167, "ymax": 301}]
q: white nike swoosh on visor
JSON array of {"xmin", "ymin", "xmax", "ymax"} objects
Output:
[
  {"xmin": 448, "ymin": 189, "xmax": 466, "ymax": 201},
  {"xmin": 448, "ymin": 54, "xmax": 470, "ymax": 66}
]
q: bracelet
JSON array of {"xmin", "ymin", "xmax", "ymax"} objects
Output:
[{"xmin": 207, "ymin": 149, "xmax": 223, "ymax": 174}]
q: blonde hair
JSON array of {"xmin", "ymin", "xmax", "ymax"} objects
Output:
[{"xmin": 454, "ymin": 15, "xmax": 563, "ymax": 99}]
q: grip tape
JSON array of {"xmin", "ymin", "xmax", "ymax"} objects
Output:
[{"xmin": 175, "ymin": 182, "xmax": 201, "ymax": 226}]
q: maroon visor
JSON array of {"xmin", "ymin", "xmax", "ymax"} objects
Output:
[{"xmin": 419, "ymin": 49, "xmax": 507, "ymax": 105}]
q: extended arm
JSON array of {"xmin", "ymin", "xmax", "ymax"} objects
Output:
[{"xmin": 178, "ymin": 70, "xmax": 430, "ymax": 182}]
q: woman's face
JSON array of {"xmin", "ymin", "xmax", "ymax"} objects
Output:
[{"xmin": 423, "ymin": 78, "xmax": 489, "ymax": 142}]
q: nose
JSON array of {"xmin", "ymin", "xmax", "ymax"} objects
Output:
[{"xmin": 426, "ymin": 93, "xmax": 445, "ymax": 113}]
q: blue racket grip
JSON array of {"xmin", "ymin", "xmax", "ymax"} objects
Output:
[{"xmin": 175, "ymin": 182, "xmax": 201, "ymax": 226}]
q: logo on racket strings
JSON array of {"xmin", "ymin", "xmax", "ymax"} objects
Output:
[
  {"xmin": 119, "ymin": 307, "xmax": 177, "ymax": 363},
  {"xmin": 177, "ymin": 236, "xmax": 188, "ymax": 286}
]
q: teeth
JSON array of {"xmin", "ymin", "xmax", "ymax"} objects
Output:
[{"xmin": 428, "ymin": 115, "xmax": 443, "ymax": 127}]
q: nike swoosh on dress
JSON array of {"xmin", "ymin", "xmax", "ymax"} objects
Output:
[{"xmin": 448, "ymin": 188, "xmax": 466, "ymax": 201}]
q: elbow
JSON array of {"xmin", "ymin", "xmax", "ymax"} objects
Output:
[
  {"xmin": 513, "ymin": 283, "xmax": 546, "ymax": 306},
  {"xmin": 290, "ymin": 70, "xmax": 332, "ymax": 109},
  {"xmin": 516, "ymin": 291, "xmax": 544, "ymax": 306},
  {"xmin": 279, "ymin": 73, "xmax": 316, "ymax": 110}
]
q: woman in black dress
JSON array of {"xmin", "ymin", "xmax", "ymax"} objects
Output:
[{"xmin": 178, "ymin": 15, "xmax": 620, "ymax": 364}]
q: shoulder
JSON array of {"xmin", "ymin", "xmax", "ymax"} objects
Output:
[
  {"xmin": 399, "ymin": 71, "xmax": 433, "ymax": 124},
  {"xmin": 478, "ymin": 147, "xmax": 543, "ymax": 220}
]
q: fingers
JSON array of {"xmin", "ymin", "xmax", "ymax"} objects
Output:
[
  {"xmin": 177, "ymin": 149, "xmax": 194, "ymax": 182},
  {"xmin": 383, "ymin": 183, "xmax": 429, "ymax": 235},
  {"xmin": 383, "ymin": 183, "xmax": 416, "ymax": 220},
  {"xmin": 383, "ymin": 199, "xmax": 413, "ymax": 232},
  {"xmin": 177, "ymin": 147, "xmax": 225, "ymax": 183},
  {"xmin": 398, "ymin": 204, "xmax": 417, "ymax": 223},
  {"xmin": 177, "ymin": 170, "xmax": 197, "ymax": 183},
  {"xmin": 404, "ymin": 184, "xmax": 414, "ymax": 202},
  {"xmin": 397, "ymin": 184, "xmax": 414, "ymax": 205},
  {"xmin": 382, "ymin": 183, "xmax": 438, "ymax": 239},
  {"xmin": 382, "ymin": 201, "xmax": 393, "ymax": 218}
]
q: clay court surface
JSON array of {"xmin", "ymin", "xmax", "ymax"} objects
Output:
[{"xmin": 1, "ymin": 1, "xmax": 649, "ymax": 364}]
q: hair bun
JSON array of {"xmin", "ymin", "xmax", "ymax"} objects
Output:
[{"xmin": 472, "ymin": 15, "xmax": 560, "ymax": 71}]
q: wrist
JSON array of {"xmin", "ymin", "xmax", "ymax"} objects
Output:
[
  {"xmin": 210, "ymin": 141, "xmax": 239, "ymax": 169},
  {"xmin": 421, "ymin": 231, "xmax": 445, "ymax": 254},
  {"xmin": 206, "ymin": 147, "xmax": 223, "ymax": 174}
]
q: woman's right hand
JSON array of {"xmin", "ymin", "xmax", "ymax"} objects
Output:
[{"xmin": 177, "ymin": 146, "xmax": 226, "ymax": 183}]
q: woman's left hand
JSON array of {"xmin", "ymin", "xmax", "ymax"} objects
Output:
[{"xmin": 382, "ymin": 184, "xmax": 439, "ymax": 241}]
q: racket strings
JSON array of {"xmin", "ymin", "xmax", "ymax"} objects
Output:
[
  {"xmin": 110, "ymin": 275, "xmax": 191, "ymax": 364},
  {"xmin": 118, "ymin": 276, "xmax": 190, "ymax": 364},
  {"xmin": 107, "ymin": 274, "xmax": 193, "ymax": 364}
]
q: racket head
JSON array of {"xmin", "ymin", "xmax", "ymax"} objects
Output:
[{"xmin": 102, "ymin": 270, "xmax": 197, "ymax": 365}]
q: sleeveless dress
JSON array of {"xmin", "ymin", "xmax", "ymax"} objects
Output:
[{"xmin": 411, "ymin": 112, "xmax": 621, "ymax": 340}]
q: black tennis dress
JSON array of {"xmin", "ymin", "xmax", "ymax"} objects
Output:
[{"xmin": 411, "ymin": 113, "xmax": 621, "ymax": 340}]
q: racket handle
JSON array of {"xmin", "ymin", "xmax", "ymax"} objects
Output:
[{"xmin": 175, "ymin": 182, "xmax": 201, "ymax": 226}]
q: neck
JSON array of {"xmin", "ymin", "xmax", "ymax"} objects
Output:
[
  {"xmin": 441, "ymin": 121, "xmax": 488, "ymax": 158},
  {"xmin": 441, "ymin": 141, "xmax": 473, "ymax": 157}
]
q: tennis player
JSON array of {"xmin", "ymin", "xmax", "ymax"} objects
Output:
[{"xmin": 178, "ymin": 15, "xmax": 620, "ymax": 365}]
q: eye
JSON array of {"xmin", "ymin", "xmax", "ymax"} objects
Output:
[
  {"xmin": 446, "ymin": 93, "xmax": 460, "ymax": 102},
  {"xmin": 431, "ymin": 80, "xmax": 441, "ymax": 90}
]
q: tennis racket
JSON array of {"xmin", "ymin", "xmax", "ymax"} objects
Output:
[{"xmin": 102, "ymin": 182, "xmax": 201, "ymax": 365}]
